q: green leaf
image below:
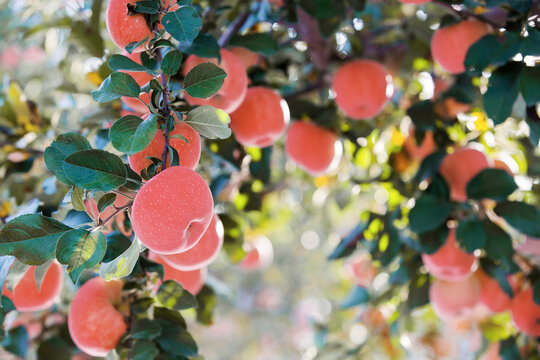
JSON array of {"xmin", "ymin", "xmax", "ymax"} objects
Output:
[
  {"xmin": 465, "ymin": 33, "xmax": 521, "ymax": 74},
  {"xmin": 91, "ymin": 72, "xmax": 141, "ymax": 103},
  {"xmin": 184, "ymin": 105, "xmax": 231, "ymax": 139},
  {"xmin": 63, "ymin": 149, "xmax": 127, "ymax": 191},
  {"xmin": 70, "ymin": 187, "xmax": 86, "ymax": 211},
  {"xmin": 181, "ymin": 32, "xmax": 220, "ymax": 59},
  {"xmin": 97, "ymin": 193, "xmax": 117, "ymax": 213},
  {"xmin": 494, "ymin": 201, "xmax": 540, "ymax": 237},
  {"xmin": 156, "ymin": 280, "xmax": 198, "ymax": 309},
  {"xmin": 520, "ymin": 26, "xmax": 540, "ymax": 56},
  {"xmin": 229, "ymin": 34, "xmax": 279, "ymax": 56},
  {"xmin": 34, "ymin": 261, "xmax": 53, "ymax": 291},
  {"xmin": 161, "ymin": 50, "xmax": 183, "ymax": 75},
  {"xmin": 519, "ymin": 66, "xmax": 540, "ymax": 106},
  {"xmin": 4, "ymin": 261, "xmax": 29, "ymax": 292},
  {"xmin": 44, "ymin": 133, "xmax": 92, "ymax": 186},
  {"xmin": 456, "ymin": 218, "xmax": 486, "ymax": 253},
  {"xmin": 0, "ymin": 215, "xmax": 72, "ymax": 265},
  {"xmin": 134, "ymin": 0, "xmax": 160, "ymax": 14},
  {"xmin": 161, "ymin": 6, "xmax": 202, "ymax": 48},
  {"xmin": 125, "ymin": 36, "xmax": 149, "ymax": 54},
  {"xmin": 56, "ymin": 229, "xmax": 107, "ymax": 283},
  {"xmin": 533, "ymin": 282, "xmax": 540, "ymax": 306},
  {"xmin": 482, "ymin": 220, "xmax": 513, "ymax": 264},
  {"xmin": 1, "ymin": 326, "xmax": 28, "ymax": 358},
  {"xmin": 0, "ymin": 256, "xmax": 15, "ymax": 298},
  {"xmin": 409, "ymin": 195, "xmax": 453, "ymax": 234},
  {"xmin": 109, "ymin": 115, "xmax": 158, "ymax": 155},
  {"xmin": 156, "ymin": 328, "xmax": 198, "ymax": 357},
  {"xmin": 99, "ymin": 238, "xmax": 143, "ymax": 280},
  {"xmin": 131, "ymin": 319, "xmax": 162, "ymax": 340},
  {"xmin": 499, "ymin": 337, "xmax": 522, "ymax": 360},
  {"xmin": 406, "ymin": 100, "xmax": 435, "ymax": 131},
  {"xmin": 483, "ymin": 62, "xmax": 522, "ymax": 125},
  {"xmin": 195, "ymin": 285, "xmax": 217, "ymax": 325},
  {"xmin": 132, "ymin": 340, "xmax": 159, "ymax": 360},
  {"xmin": 340, "ymin": 286, "xmax": 369, "ymax": 309},
  {"xmin": 183, "ymin": 63, "xmax": 227, "ymax": 98},
  {"xmin": 466, "ymin": 168, "xmax": 517, "ymax": 201},
  {"xmin": 108, "ymin": 54, "xmax": 153, "ymax": 73}
]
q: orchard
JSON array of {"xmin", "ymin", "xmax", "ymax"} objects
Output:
[{"xmin": 0, "ymin": 0, "xmax": 539, "ymax": 359}]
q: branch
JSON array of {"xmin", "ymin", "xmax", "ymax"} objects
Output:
[
  {"xmin": 218, "ymin": 11, "xmax": 251, "ymax": 47},
  {"xmin": 284, "ymin": 80, "xmax": 326, "ymax": 101},
  {"xmin": 95, "ymin": 201, "xmax": 133, "ymax": 230}
]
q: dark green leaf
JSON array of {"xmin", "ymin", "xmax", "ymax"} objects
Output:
[
  {"xmin": 133, "ymin": 340, "xmax": 159, "ymax": 360},
  {"xmin": 482, "ymin": 220, "xmax": 513, "ymax": 264},
  {"xmin": 183, "ymin": 63, "xmax": 227, "ymax": 98},
  {"xmin": 195, "ymin": 285, "xmax": 216, "ymax": 325},
  {"xmin": 0, "ymin": 215, "xmax": 72, "ymax": 265},
  {"xmin": 229, "ymin": 34, "xmax": 279, "ymax": 56},
  {"xmin": 161, "ymin": 50, "xmax": 182, "ymax": 75},
  {"xmin": 184, "ymin": 105, "xmax": 231, "ymax": 139},
  {"xmin": 56, "ymin": 229, "xmax": 107, "ymax": 283},
  {"xmin": 409, "ymin": 195, "xmax": 452, "ymax": 234},
  {"xmin": 156, "ymin": 280, "xmax": 198, "ymax": 309},
  {"xmin": 483, "ymin": 62, "xmax": 522, "ymax": 125},
  {"xmin": 456, "ymin": 218, "xmax": 485, "ymax": 253},
  {"xmin": 44, "ymin": 133, "xmax": 92, "ymax": 186},
  {"xmin": 407, "ymin": 274, "xmax": 430, "ymax": 309},
  {"xmin": 499, "ymin": 337, "xmax": 521, "ymax": 360},
  {"xmin": 108, "ymin": 54, "xmax": 154, "ymax": 73},
  {"xmin": 494, "ymin": 201, "xmax": 540, "ymax": 237},
  {"xmin": 97, "ymin": 193, "xmax": 117, "ymax": 213},
  {"xmin": 63, "ymin": 149, "xmax": 127, "ymax": 191},
  {"xmin": 91, "ymin": 72, "xmax": 141, "ymax": 103},
  {"xmin": 131, "ymin": 319, "xmax": 162, "ymax": 340},
  {"xmin": 161, "ymin": 6, "xmax": 202, "ymax": 48},
  {"xmin": 533, "ymin": 281, "xmax": 540, "ymax": 306},
  {"xmin": 519, "ymin": 66, "xmax": 540, "ymax": 106},
  {"xmin": 156, "ymin": 328, "xmax": 198, "ymax": 357},
  {"xmin": 181, "ymin": 32, "xmax": 220, "ymax": 59},
  {"xmin": 134, "ymin": 0, "xmax": 160, "ymax": 14},
  {"xmin": 110, "ymin": 115, "xmax": 158, "ymax": 155},
  {"xmin": 466, "ymin": 168, "xmax": 517, "ymax": 201},
  {"xmin": 520, "ymin": 27, "xmax": 540, "ymax": 56},
  {"xmin": 406, "ymin": 100, "xmax": 435, "ymax": 131},
  {"xmin": 465, "ymin": 33, "xmax": 521, "ymax": 74},
  {"xmin": 1, "ymin": 326, "xmax": 28, "ymax": 358}
]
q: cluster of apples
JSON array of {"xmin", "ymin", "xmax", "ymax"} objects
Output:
[{"xmin": 425, "ymin": 148, "xmax": 540, "ymax": 337}]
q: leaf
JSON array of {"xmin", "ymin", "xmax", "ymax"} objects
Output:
[
  {"xmin": 181, "ymin": 32, "xmax": 220, "ymax": 59},
  {"xmin": 108, "ymin": 54, "xmax": 153, "ymax": 73},
  {"xmin": 482, "ymin": 220, "xmax": 514, "ymax": 264},
  {"xmin": 456, "ymin": 218, "xmax": 486, "ymax": 253},
  {"xmin": 533, "ymin": 282, "xmax": 540, "ymax": 306},
  {"xmin": 34, "ymin": 260, "xmax": 53, "ymax": 291},
  {"xmin": 56, "ymin": 229, "xmax": 107, "ymax": 283},
  {"xmin": 409, "ymin": 195, "xmax": 452, "ymax": 234},
  {"xmin": 494, "ymin": 201, "xmax": 540, "ymax": 237},
  {"xmin": 91, "ymin": 72, "xmax": 141, "ymax": 103},
  {"xmin": 99, "ymin": 238, "xmax": 143, "ymax": 280},
  {"xmin": 465, "ymin": 33, "xmax": 521, "ymax": 74},
  {"xmin": 63, "ymin": 149, "xmax": 127, "ymax": 191},
  {"xmin": 466, "ymin": 168, "xmax": 517, "ymax": 201},
  {"xmin": 71, "ymin": 187, "xmax": 86, "ymax": 211},
  {"xmin": 131, "ymin": 319, "xmax": 162, "ymax": 340},
  {"xmin": 134, "ymin": 0, "xmax": 160, "ymax": 14},
  {"xmin": 406, "ymin": 100, "xmax": 435, "ymax": 131},
  {"xmin": 161, "ymin": 50, "xmax": 183, "ymax": 75},
  {"xmin": 499, "ymin": 337, "xmax": 521, "ymax": 360},
  {"xmin": 44, "ymin": 133, "xmax": 92, "ymax": 186},
  {"xmin": 0, "ymin": 256, "xmax": 15, "ymax": 298},
  {"xmin": 183, "ymin": 63, "xmax": 227, "ymax": 98},
  {"xmin": 0, "ymin": 215, "xmax": 72, "ymax": 265},
  {"xmin": 156, "ymin": 328, "xmax": 198, "ymax": 357},
  {"xmin": 1, "ymin": 326, "xmax": 28, "ymax": 358},
  {"xmin": 109, "ymin": 115, "xmax": 158, "ymax": 155},
  {"xmin": 184, "ymin": 105, "xmax": 231, "ymax": 139},
  {"xmin": 229, "ymin": 34, "xmax": 279, "ymax": 56},
  {"xmin": 97, "ymin": 193, "xmax": 117, "ymax": 213},
  {"xmin": 483, "ymin": 62, "xmax": 522, "ymax": 125},
  {"xmin": 132, "ymin": 340, "xmax": 159, "ymax": 360},
  {"xmin": 340, "ymin": 286, "xmax": 369, "ymax": 309},
  {"xmin": 413, "ymin": 151, "xmax": 446, "ymax": 183},
  {"xmin": 519, "ymin": 66, "xmax": 540, "ymax": 106},
  {"xmin": 5, "ymin": 261, "xmax": 30, "ymax": 292},
  {"xmin": 328, "ymin": 223, "xmax": 364, "ymax": 260},
  {"xmin": 195, "ymin": 285, "xmax": 217, "ymax": 325},
  {"xmin": 156, "ymin": 280, "xmax": 198, "ymax": 309},
  {"xmin": 161, "ymin": 6, "xmax": 202, "ymax": 49},
  {"xmin": 520, "ymin": 26, "xmax": 540, "ymax": 56}
]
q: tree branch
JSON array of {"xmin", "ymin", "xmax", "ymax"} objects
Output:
[{"xmin": 432, "ymin": 0, "xmax": 503, "ymax": 28}]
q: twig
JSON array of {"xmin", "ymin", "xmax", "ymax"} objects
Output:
[
  {"xmin": 94, "ymin": 202, "xmax": 133, "ymax": 230},
  {"xmin": 284, "ymin": 80, "xmax": 327, "ymax": 101},
  {"xmin": 218, "ymin": 11, "xmax": 251, "ymax": 47}
]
